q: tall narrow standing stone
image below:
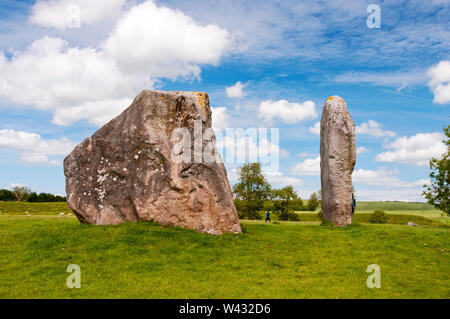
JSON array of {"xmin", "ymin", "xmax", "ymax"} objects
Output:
[{"xmin": 320, "ymin": 96, "xmax": 356, "ymax": 226}]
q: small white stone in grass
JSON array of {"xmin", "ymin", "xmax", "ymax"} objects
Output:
[
  {"xmin": 138, "ymin": 150, "xmax": 142, "ymax": 154},
  {"xmin": 86, "ymin": 168, "xmax": 89, "ymax": 171},
  {"xmin": 135, "ymin": 155, "xmax": 139, "ymax": 160},
  {"xmin": 123, "ymin": 167, "xmax": 127, "ymax": 172},
  {"xmin": 113, "ymin": 177, "xmax": 117, "ymax": 182},
  {"xmin": 156, "ymin": 148, "xmax": 159, "ymax": 151}
]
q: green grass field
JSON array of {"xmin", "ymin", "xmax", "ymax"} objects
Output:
[{"xmin": 0, "ymin": 201, "xmax": 448, "ymax": 299}]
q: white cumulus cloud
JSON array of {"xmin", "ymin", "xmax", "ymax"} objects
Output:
[
  {"xmin": 356, "ymin": 120, "xmax": 396, "ymax": 138},
  {"xmin": 291, "ymin": 156, "xmax": 320, "ymax": 176},
  {"xmin": 258, "ymin": 99, "xmax": 317, "ymax": 124},
  {"xmin": 102, "ymin": 0, "xmax": 232, "ymax": 79},
  {"xmin": 211, "ymin": 107, "xmax": 230, "ymax": 131},
  {"xmin": 376, "ymin": 132, "xmax": 447, "ymax": 166},
  {"xmin": 225, "ymin": 81, "xmax": 245, "ymax": 98},
  {"xmin": 427, "ymin": 60, "xmax": 450, "ymax": 104},
  {"xmin": 0, "ymin": 37, "xmax": 150, "ymax": 126},
  {"xmin": 29, "ymin": 0, "xmax": 126, "ymax": 29},
  {"xmin": 357, "ymin": 146, "xmax": 370, "ymax": 154},
  {"xmin": 216, "ymin": 134, "xmax": 280, "ymax": 163},
  {"xmin": 265, "ymin": 171, "xmax": 304, "ymax": 187},
  {"xmin": 227, "ymin": 168, "xmax": 303, "ymax": 187},
  {"xmin": 0, "ymin": 129, "xmax": 77, "ymax": 165},
  {"xmin": 1, "ymin": 1, "xmax": 234, "ymax": 126},
  {"xmin": 352, "ymin": 168, "xmax": 428, "ymax": 188},
  {"xmin": 309, "ymin": 121, "xmax": 320, "ymax": 135}
]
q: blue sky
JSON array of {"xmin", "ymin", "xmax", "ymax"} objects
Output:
[{"xmin": 0, "ymin": 0, "xmax": 449, "ymax": 201}]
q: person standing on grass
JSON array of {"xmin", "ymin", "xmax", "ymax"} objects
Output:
[
  {"xmin": 351, "ymin": 193, "xmax": 356, "ymax": 216},
  {"xmin": 265, "ymin": 211, "xmax": 271, "ymax": 223}
]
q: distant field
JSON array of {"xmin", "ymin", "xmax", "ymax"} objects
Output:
[
  {"xmin": 355, "ymin": 201, "xmax": 438, "ymax": 211},
  {"xmin": 296, "ymin": 201, "xmax": 449, "ymax": 224},
  {"xmin": 353, "ymin": 202, "xmax": 449, "ymax": 224},
  {"xmin": 0, "ymin": 201, "xmax": 71, "ymax": 215},
  {"xmin": 293, "ymin": 212, "xmax": 443, "ymax": 226},
  {"xmin": 1, "ymin": 201, "xmax": 448, "ymax": 224},
  {"xmin": 0, "ymin": 200, "xmax": 440, "ymax": 214}
]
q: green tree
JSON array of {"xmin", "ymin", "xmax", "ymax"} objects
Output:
[
  {"xmin": 291, "ymin": 197, "xmax": 303, "ymax": 211},
  {"xmin": 272, "ymin": 185, "xmax": 300, "ymax": 221},
  {"xmin": 0, "ymin": 189, "xmax": 15, "ymax": 201},
  {"xmin": 233, "ymin": 163, "xmax": 271, "ymax": 219},
  {"xmin": 423, "ymin": 125, "xmax": 450, "ymax": 215},
  {"xmin": 307, "ymin": 192, "xmax": 320, "ymax": 211},
  {"xmin": 27, "ymin": 192, "xmax": 39, "ymax": 202},
  {"xmin": 318, "ymin": 189, "xmax": 322, "ymax": 209},
  {"xmin": 11, "ymin": 186, "xmax": 31, "ymax": 202}
]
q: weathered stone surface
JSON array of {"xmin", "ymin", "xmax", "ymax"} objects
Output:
[
  {"xmin": 320, "ymin": 96, "xmax": 356, "ymax": 226},
  {"xmin": 64, "ymin": 90, "xmax": 241, "ymax": 235}
]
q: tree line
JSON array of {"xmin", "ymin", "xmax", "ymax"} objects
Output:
[
  {"xmin": 0, "ymin": 186, "xmax": 66, "ymax": 202},
  {"xmin": 232, "ymin": 162, "xmax": 320, "ymax": 221}
]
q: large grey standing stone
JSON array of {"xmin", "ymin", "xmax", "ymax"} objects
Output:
[
  {"xmin": 64, "ymin": 90, "xmax": 241, "ymax": 235},
  {"xmin": 320, "ymin": 96, "xmax": 356, "ymax": 226}
]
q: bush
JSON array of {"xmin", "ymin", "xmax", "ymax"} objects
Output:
[
  {"xmin": 288, "ymin": 212, "xmax": 299, "ymax": 221},
  {"xmin": 369, "ymin": 210, "xmax": 388, "ymax": 224},
  {"xmin": 235, "ymin": 199, "xmax": 263, "ymax": 220}
]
